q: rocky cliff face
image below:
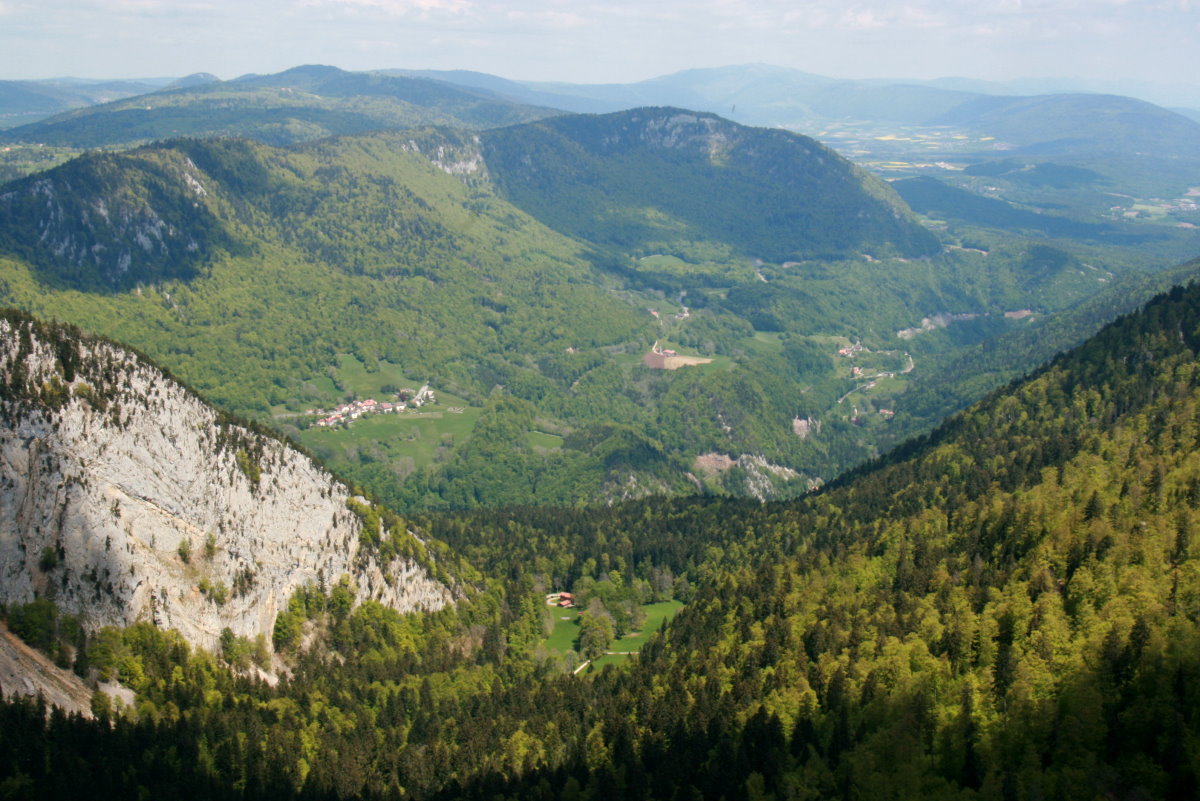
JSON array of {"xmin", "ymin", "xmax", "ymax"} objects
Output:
[
  {"xmin": 0, "ymin": 314, "xmax": 453, "ymax": 652},
  {"xmin": 0, "ymin": 148, "xmax": 230, "ymax": 290}
]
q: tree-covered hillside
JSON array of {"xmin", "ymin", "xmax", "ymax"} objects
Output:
[
  {"xmin": 0, "ymin": 116, "xmax": 1190, "ymax": 509},
  {"xmin": 481, "ymin": 107, "xmax": 940, "ymax": 262},
  {"xmin": 0, "ymin": 147, "xmax": 234, "ymax": 290},
  {"xmin": 0, "ymin": 77, "xmax": 164, "ymax": 129},
  {"xmin": 934, "ymin": 92, "xmax": 1200, "ymax": 159},
  {"xmin": 0, "ymin": 130, "xmax": 643, "ymax": 398},
  {"xmin": 893, "ymin": 176, "xmax": 1121, "ymax": 242},
  {"xmin": 0, "ymin": 65, "xmax": 556, "ymax": 148},
  {"xmin": 6, "ymin": 279, "xmax": 1200, "ymax": 801}
]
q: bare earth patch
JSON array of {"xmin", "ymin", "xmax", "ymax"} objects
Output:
[
  {"xmin": 0, "ymin": 622, "xmax": 94, "ymax": 716},
  {"xmin": 693, "ymin": 452, "xmax": 736, "ymax": 478},
  {"xmin": 643, "ymin": 350, "xmax": 714, "ymax": 369}
]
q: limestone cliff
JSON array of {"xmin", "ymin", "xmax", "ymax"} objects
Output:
[{"xmin": 0, "ymin": 313, "xmax": 453, "ymax": 653}]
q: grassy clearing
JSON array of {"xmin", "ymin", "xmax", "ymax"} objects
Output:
[
  {"xmin": 334, "ymin": 354, "xmax": 423, "ymax": 397},
  {"xmin": 868, "ymin": 375, "xmax": 909, "ymax": 396},
  {"xmin": 637, "ymin": 254, "xmax": 688, "ymax": 270},
  {"xmin": 298, "ymin": 396, "xmax": 481, "ymax": 471},
  {"xmin": 692, "ymin": 354, "xmax": 736, "ymax": 372},
  {"xmin": 543, "ymin": 600, "xmax": 684, "ymax": 667},
  {"xmin": 739, "ymin": 330, "xmax": 785, "ymax": 358},
  {"xmin": 544, "ymin": 613, "xmax": 581, "ymax": 654},
  {"xmin": 276, "ymin": 355, "xmax": 424, "ymax": 414},
  {"xmin": 612, "ymin": 600, "xmax": 684, "ymax": 655},
  {"xmin": 528, "ymin": 431, "xmax": 564, "ymax": 451},
  {"xmin": 751, "ymin": 330, "xmax": 784, "ymax": 348},
  {"xmin": 589, "ymin": 654, "xmax": 626, "ymax": 670}
]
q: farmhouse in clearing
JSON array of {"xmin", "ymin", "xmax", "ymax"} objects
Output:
[{"xmin": 643, "ymin": 341, "xmax": 714, "ymax": 370}]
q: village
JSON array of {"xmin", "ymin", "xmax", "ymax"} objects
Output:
[
  {"xmin": 834, "ymin": 340, "xmax": 913, "ymax": 419},
  {"xmin": 309, "ymin": 384, "xmax": 436, "ymax": 428},
  {"xmin": 546, "ymin": 591, "xmax": 575, "ymax": 609}
]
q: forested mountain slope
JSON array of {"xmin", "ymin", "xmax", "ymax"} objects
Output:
[
  {"xmin": 0, "ymin": 112, "xmax": 1186, "ymax": 510},
  {"xmin": 0, "ymin": 120, "xmax": 1076, "ymax": 510},
  {"xmin": 430, "ymin": 284, "xmax": 1200, "ymax": 799},
  {"xmin": 481, "ymin": 107, "xmax": 940, "ymax": 261},
  {"xmin": 481, "ymin": 279, "xmax": 1200, "ymax": 800},
  {"xmin": 5, "ymin": 265, "xmax": 1200, "ymax": 800},
  {"xmin": 0, "ymin": 130, "xmax": 643, "ymax": 407},
  {"xmin": 884, "ymin": 256, "xmax": 1200, "ymax": 448},
  {"xmin": 0, "ymin": 65, "xmax": 556, "ymax": 148}
]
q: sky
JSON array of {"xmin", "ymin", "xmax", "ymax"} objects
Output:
[{"xmin": 1, "ymin": 0, "xmax": 1197, "ymax": 88}]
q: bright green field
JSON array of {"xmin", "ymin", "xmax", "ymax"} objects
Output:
[
  {"xmin": 333, "ymin": 354, "xmax": 424, "ymax": 397},
  {"xmin": 544, "ymin": 613, "xmax": 581, "ymax": 654},
  {"xmin": 748, "ymin": 330, "xmax": 784, "ymax": 351},
  {"xmin": 298, "ymin": 396, "xmax": 481, "ymax": 471},
  {"xmin": 542, "ymin": 600, "xmax": 684, "ymax": 664},
  {"xmin": 528, "ymin": 431, "xmax": 564, "ymax": 451},
  {"xmin": 606, "ymin": 600, "xmax": 684, "ymax": 659},
  {"xmin": 634, "ymin": 253, "xmax": 761, "ymax": 284}
]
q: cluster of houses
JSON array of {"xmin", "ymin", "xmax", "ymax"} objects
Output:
[
  {"xmin": 309, "ymin": 384, "xmax": 435, "ymax": 428},
  {"xmin": 849, "ymin": 407, "xmax": 896, "ymax": 425},
  {"xmin": 546, "ymin": 592, "xmax": 576, "ymax": 609},
  {"xmin": 837, "ymin": 342, "xmax": 865, "ymax": 357},
  {"xmin": 652, "ymin": 341, "xmax": 678, "ymax": 357},
  {"xmin": 647, "ymin": 307, "xmax": 691, "ymax": 321}
]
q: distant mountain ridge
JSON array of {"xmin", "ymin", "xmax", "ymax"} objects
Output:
[
  {"xmin": 0, "ymin": 64, "xmax": 558, "ymax": 147},
  {"xmin": 7, "ymin": 63, "xmax": 1200, "ymax": 166},
  {"xmin": 480, "ymin": 107, "xmax": 940, "ymax": 261},
  {"xmin": 406, "ymin": 63, "xmax": 1200, "ymax": 162},
  {"xmin": 933, "ymin": 92, "xmax": 1200, "ymax": 159},
  {"xmin": 0, "ymin": 78, "xmax": 165, "ymax": 128}
]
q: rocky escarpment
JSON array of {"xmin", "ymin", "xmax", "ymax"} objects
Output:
[
  {"xmin": 0, "ymin": 148, "xmax": 230, "ymax": 290},
  {"xmin": 0, "ymin": 313, "xmax": 453, "ymax": 653}
]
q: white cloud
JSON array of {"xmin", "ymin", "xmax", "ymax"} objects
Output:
[
  {"xmin": 503, "ymin": 8, "xmax": 586, "ymax": 28},
  {"xmin": 840, "ymin": 9, "xmax": 884, "ymax": 29},
  {"xmin": 298, "ymin": 0, "xmax": 471, "ymax": 14}
]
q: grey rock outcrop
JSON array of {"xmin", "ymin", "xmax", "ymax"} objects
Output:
[{"xmin": 0, "ymin": 315, "xmax": 453, "ymax": 653}]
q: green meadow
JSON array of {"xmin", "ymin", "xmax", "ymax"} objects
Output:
[{"xmin": 542, "ymin": 600, "xmax": 684, "ymax": 666}]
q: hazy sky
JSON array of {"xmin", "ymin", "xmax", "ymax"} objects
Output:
[{"xmin": 1, "ymin": 0, "xmax": 1197, "ymax": 85}]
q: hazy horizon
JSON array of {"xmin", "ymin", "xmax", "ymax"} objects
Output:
[{"xmin": 2, "ymin": 0, "xmax": 1197, "ymax": 93}]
